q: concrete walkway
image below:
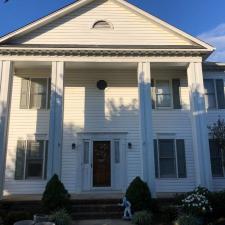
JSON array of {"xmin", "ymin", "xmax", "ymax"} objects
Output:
[{"xmin": 75, "ymin": 219, "xmax": 132, "ymax": 225}]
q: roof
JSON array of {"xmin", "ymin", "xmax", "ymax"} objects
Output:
[{"xmin": 0, "ymin": 0, "xmax": 215, "ymax": 53}]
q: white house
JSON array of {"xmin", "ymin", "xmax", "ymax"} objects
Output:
[{"xmin": 0, "ymin": 0, "xmax": 225, "ymax": 199}]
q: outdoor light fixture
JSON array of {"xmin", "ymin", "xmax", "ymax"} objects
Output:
[
  {"xmin": 128, "ymin": 142, "xmax": 132, "ymax": 149},
  {"xmin": 97, "ymin": 80, "xmax": 107, "ymax": 90},
  {"xmin": 72, "ymin": 143, "xmax": 76, "ymax": 150}
]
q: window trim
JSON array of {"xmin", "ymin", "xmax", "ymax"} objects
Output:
[
  {"xmin": 20, "ymin": 77, "xmax": 50, "ymax": 110},
  {"xmin": 91, "ymin": 20, "xmax": 114, "ymax": 29},
  {"xmin": 20, "ymin": 139, "xmax": 48, "ymax": 180},
  {"xmin": 156, "ymin": 138, "xmax": 181, "ymax": 179},
  {"xmin": 204, "ymin": 79, "xmax": 218, "ymax": 110},
  {"xmin": 154, "ymin": 79, "xmax": 173, "ymax": 109}
]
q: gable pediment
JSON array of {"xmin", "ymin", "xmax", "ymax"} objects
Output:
[{"xmin": 0, "ymin": 0, "xmax": 213, "ymax": 51}]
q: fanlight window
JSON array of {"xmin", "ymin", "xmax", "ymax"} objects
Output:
[{"xmin": 92, "ymin": 20, "xmax": 112, "ymax": 29}]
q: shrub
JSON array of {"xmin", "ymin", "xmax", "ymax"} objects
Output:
[
  {"xmin": 0, "ymin": 217, "xmax": 3, "ymax": 225},
  {"xmin": 174, "ymin": 214, "xmax": 200, "ymax": 225},
  {"xmin": 132, "ymin": 211, "xmax": 153, "ymax": 225},
  {"xmin": 49, "ymin": 209, "xmax": 72, "ymax": 225},
  {"xmin": 161, "ymin": 206, "xmax": 178, "ymax": 223},
  {"xmin": 4, "ymin": 211, "xmax": 32, "ymax": 225},
  {"xmin": 126, "ymin": 177, "xmax": 152, "ymax": 212},
  {"xmin": 42, "ymin": 174, "xmax": 71, "ymax": 213},
  {"xmin": 181, "ymin": 186, "xmax": 212, "ymax": 216},
  {"xmin": 209, "ymin": 190, "xmax": 225, "ymax": 219}
]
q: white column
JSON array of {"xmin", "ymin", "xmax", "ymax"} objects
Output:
[
  {"xmin": 47, "ymin": 61, "xmax": 64, "ymax": 179},
  {"xmin": 138, "ymin": 62, "xmax": 156, "ymax": 197},
  {"xmin": 187, "ymin": 62, "xmax": 213, "ymax": 190},
  {"xmin": 0, "ymin": 61, "xmax": 13, "ymax": 199}
]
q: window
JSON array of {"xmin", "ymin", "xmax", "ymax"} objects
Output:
[
  {"xmin": 92, "ymin": 20, "xmax": 112, "ymax": 29},
  {"xmin": 155, "ymin": 80, "xmax": 172, "ymax": 108},
  {"xmin": 209, "ymin": 139, "xmax": 224, "ymax": 177},
  {"xmin": 15, "ymin": 139, "xmax": 48, "ymax": 180},
  {"xmin": 154, "ymin": 138, "xmax": 186, "ymax": 178},
  {"xmin": 20, "ymin": 78, "xmax": 50, "ymax": 109},
  {"xmin": 204, "ymin": 79, "xmax": 216, "ymax": 109},
  {"xmin": 204, "ymin": 79, "xmax": 225, "ymax": 109}
]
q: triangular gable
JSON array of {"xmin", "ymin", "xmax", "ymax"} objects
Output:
[{"xmin": 0, "ymin": 0, "xmax": 214, "ymax": 51}]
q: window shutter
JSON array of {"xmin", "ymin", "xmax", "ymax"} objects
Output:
[
  {"xmin": 172, "ymin": 79, "xmax": 181, "ymax": 109},
  {"xmin": 151, "ymin": 79, "xmax": 155, "ymax": 109},
  {"xmin": 176, "ymin": 139, "xmax": 187, "ymax": 178},
  {"xmin": 154, "ymin": 139, "xmax": 159, "ymax": 178},
  {"xmin": 216, "ymin": 79, "xmax": 225, "ymax": 109},
  {"xmin": 47, "ymin": 78, "xmax": 51, "ymax": 109},
  {"xmin": 20, "ymin": 78, "xmax": 29, "ymax": 109},
  {"xmin": 44, "ymin": 141, "xmax": 48, "ymax": 179},
  {"xmin": 15, "ymin": 140, "xmax": 26, "ymax": 180}
]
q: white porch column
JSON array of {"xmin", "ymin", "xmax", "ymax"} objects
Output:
[
  {"xmin": 47, "ymin": 61, "xmax": 64, "ymax": 179},
  {"xmin": 187, "ymin": 62, "xmax": 213, "ymax": 190},
  {"xmin": 138, "ymin": 62, "xmax": 156, "ymax": 197},
  {"xmin": 0, "ymin": 61, "xmax": 13, "ymax": 199}
]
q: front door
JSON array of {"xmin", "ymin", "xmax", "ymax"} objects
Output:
[{"xmin": 93, "ymin": 141, "xmax": 111, "ymax": 187}]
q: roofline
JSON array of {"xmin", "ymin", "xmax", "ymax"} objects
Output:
[
  {"xmin": 203, "ymin": 62, "xmax": 225, "ymax": 71},
  {"xmin": 0, "ymin": 0, "xmax": 215, "ymax": 52}
]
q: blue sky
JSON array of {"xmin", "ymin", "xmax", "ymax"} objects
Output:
[{"xmin": 0, "ymin": 0, "xmax": 225, "ymax": 61}]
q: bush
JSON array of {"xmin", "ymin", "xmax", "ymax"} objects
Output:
[
  {"xmin": 174, "ymin": 214, "xmax": 200, "ymax": 225},
  {"xmin": 4, "ymin": 211, "xmax": 32, "ymax": 225},
  {"xmin": 132, "ymin": 211, "xmax": 153, "ymax": 225},
  {"xmin": 49, "ymin": 209, "xmax": 72, "ymax": 225},
  {"xmin": 126, "ymin": 177, "xmax": 152, "ymax": 212},
  {"xmin": 161, "ymin": 206, "xmax": 178, "ymax": 223},
  {"xmin": 209, "ymin": 190, "xmax": 225, "ymax": 219},
  {"xmin": 42, "ymin": 174, "xmax": 71, "ymax": 213},
  {"xmin": 181, "ymin": 186, "xmax": 212, "ymax": 216}
]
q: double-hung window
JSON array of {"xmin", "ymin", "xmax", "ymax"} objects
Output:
[
  {"xmin": 154, "ymin": 138, "xmax": 186, "ymax": 178},
  {"xmin": 15, "ymin": 139, "xmax": 48, "ymax": 180},
  {"xmin": 209, "ymin": 139, "xmax": 224, "ymax": 177},
  {"xmin": 155, "ymin": 80, "xmax": 172, "ymax": 108},
  {"xmin": 20, "ymin": 78, "xmax": 51, "ymax": 109},
  {"xmin": 204, "ymin": 79, "xmax": 225, "ymax": 110}
]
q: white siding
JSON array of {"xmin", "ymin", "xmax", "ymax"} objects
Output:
[
  {"xmin": 204, "ymin": 70, "xmax": 225, "ymax": 191},
  {"xmin": 4, "ymin": 70, "xmax": 50, "ymax": 196},
  {"xmin": 10, "ymin": 0, "xmax": 195, "ymax": 46}
]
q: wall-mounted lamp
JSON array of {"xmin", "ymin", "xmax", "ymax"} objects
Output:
[
  {"xmin": 72, "ymin": 143, "xmax": 76, "ymax": 150},
  {"xmin": 128, "ymin": 142, "xmax": 132, "ymax": 149}
]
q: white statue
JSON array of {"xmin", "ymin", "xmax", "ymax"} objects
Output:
[{"xmin": 119, "ymin": 197, "xmax": 132, "ymax": 220}]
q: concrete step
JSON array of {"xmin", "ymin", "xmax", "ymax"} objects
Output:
[{"xmin": 72, "ymin": 211, "xmax": 123, "ymax": 220}]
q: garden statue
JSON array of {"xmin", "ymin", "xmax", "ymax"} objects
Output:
[{"xmin": 119, "ymin": 197, "xmax": 132, "ymax": 220}]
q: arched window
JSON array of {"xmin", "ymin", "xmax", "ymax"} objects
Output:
[{"xmin": 92, "ymin": 20, "xmax": 113, "ymax": 29}]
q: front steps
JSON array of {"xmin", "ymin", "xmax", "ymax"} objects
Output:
[
  {"xmin": 0, "ymin": 198, "xmax": 124, "ymax": 220},
  {"xmin": 71, "ymin": 199, "xmax": 124, "ymax": 220}
]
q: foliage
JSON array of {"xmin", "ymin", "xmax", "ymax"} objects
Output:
[
  {"xmin": 126, "ymin": 177, "xmax": 152, "ymax": 212},
  {"xmin": 132, "ymin": 211, "xmax": 153, "ymax": 225},
  {"xmin": 208, "ymin": 118, "xmax": 225, "ymax": 154},
  {"xmin": 161, "ymin": 206, "xmax": 178, "ymax": 223},
  {"xmin": 181, "ymin": 186, "xmax": 212, "ymax": 216},
  {"xmin": 49, "ymin": 209, "xmax": 72, "ymax": 225},
  {"xmin": 4, "ymin": 211, "xmax": 32, "ymax": 225},
  {"xmin": 0, "ymin": 217, "xmax": 3, "ymax": 225},
  {"xmin": 42, "ymin": 174, "xmax": 71, "ymax": 213},
  {"xmin": 209, "ymin": 190, "xmax": 225, "ymax": 219},
  {"xmin": 174, "ymin": 214, "xmax": 200, "ymax": 225}
]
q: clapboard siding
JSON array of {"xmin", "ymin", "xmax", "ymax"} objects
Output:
[
  {"xmin": 204, "ymin": 70, "xmax": 225, "ymax": 191},
  {"xmin": 10, "ymin": 0, "xmax": 194, "ymax": 46},
  {"xmin": 4, "ymin": 71, "xmax": 50, "ymax": 196}
]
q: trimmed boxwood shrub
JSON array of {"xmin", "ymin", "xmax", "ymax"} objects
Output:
[
  {"xmin": 4, "ymin": 211, "xmax": 32, "ymax": 225},
  {"xmin": 126, "ymin": 177, "xmax": 152, "ymax": 212},
  {"xmin": 42, "ymin": 174, "xmax": 71, "ymax": 213},
  {"xmin": 132, "ymin": 211, "xmax": 153, "ymax": 225}
]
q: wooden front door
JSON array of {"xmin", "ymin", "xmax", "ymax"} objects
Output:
[{"xmin": 93, "ymin": 141, "xmax": 111, "ymax": 187}]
